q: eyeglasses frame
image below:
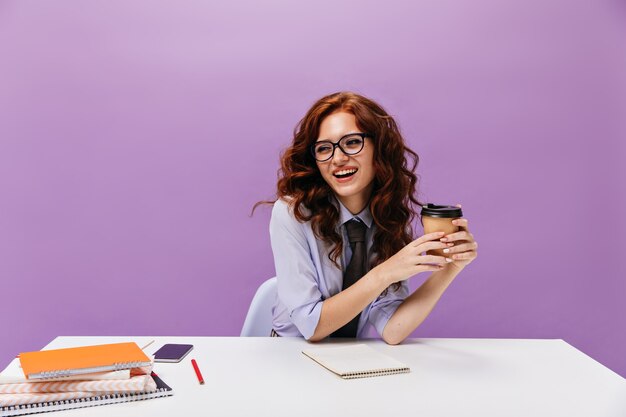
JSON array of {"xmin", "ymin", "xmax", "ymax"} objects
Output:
[{"xmin": 310, "ymin": 132, "xmax": 370, "ymax": 162}]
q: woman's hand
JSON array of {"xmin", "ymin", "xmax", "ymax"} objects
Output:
[
  {"xmin": 440, "ymin": 204, "xmax": 478, "ymax": 271},
  {"xmin": 373, "ymin": 232, "xmax": 452, "ymax": 285}
]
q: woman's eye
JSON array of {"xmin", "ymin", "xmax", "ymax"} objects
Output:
[
  {"xmin": 316, "ymin": 145, "xmax": 332, "ymax": 153},
  {"xmin": 345, "ymin": 138, "xmax": 363, "ymax": 146}
]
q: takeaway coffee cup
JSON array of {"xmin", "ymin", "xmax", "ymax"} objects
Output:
[{"xmin": 420, "ymin": 203, "xmax": 463, "ymax": 257}]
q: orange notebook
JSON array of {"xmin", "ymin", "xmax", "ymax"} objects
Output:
[{"xmin": 19, "ymin": 342, "xmax": 151, "ymax": 380}]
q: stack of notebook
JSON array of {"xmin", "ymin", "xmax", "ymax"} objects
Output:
[{"xmin": 0, "ymin": 342, "xmax": 173, "ymax": 416}]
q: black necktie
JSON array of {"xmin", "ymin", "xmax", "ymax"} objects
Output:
[{"xmin": 331, "ymin": 219, "xmax": 368, "ymax": 338}]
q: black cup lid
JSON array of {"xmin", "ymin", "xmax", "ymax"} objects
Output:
[{"xmin": 420, "ymin": 203, "xmax": 463, "ymax": 218}]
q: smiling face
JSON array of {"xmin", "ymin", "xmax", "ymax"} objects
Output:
[{"xmin": 315, "ymin": 111, "xmax": 376, "ymax": 214}]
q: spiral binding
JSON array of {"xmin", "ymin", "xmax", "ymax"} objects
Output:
[
  {"xmin": 0, "ymin": 385, "xmax": 171, "ymax": 416},
  {"xmin": 342, "ymin": 366, "xmax": 410, "ymax": 379},
  {"xmin": 31, "ymin": 361, "xmax": 149, "ymax": 380}
]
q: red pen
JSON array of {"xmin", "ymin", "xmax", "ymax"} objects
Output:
[{"xmin": 191, "ymin": 359, "xmax": 204, "ymax": 385}]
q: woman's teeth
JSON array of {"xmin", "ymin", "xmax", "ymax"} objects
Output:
[{"xmin": 334, "ymin": 169, "xmax": 357, "ymax": 178}]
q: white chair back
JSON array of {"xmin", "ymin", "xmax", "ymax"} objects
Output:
[{"xmin": 240, "ymin": 277, "xmax": 277, "ymax": 337}]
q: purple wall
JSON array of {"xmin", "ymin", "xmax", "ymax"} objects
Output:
[{"xmin": 1, "ymin": 0, "xmax": 624, "ymax": 377}]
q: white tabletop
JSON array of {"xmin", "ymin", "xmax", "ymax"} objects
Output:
[{"xmin": 41, "ymin": 337, "xmax": 626, "ymax": 417}]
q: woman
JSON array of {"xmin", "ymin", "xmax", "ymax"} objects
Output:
[{"xmin": 268, "ymin": 91, "xmax": 477, "ymax": 344}]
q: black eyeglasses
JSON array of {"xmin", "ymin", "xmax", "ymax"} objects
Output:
[{"xmin": 310, "ymin": 133, "xmax": 369, "ymax": 162}]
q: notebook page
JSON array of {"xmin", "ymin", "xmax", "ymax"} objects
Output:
[{"xmin": 302, "ymin": 344, "xmax": 410, "ymax": 378}]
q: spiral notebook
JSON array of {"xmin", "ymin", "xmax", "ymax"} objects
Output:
[
  {"xmin": 0, "ymin": 358, "xmax": 130, "ymax": 384},
  {"xmin": 0, "ymin": 372, "xmax": 173, "ymax": 416},
  {"xmin": 18, "ymin": 342, "xmax": 151, "ymax": 380},
  {"xmin": 302, "ymin": 344, "xmax": 410, "ymax": 379}
]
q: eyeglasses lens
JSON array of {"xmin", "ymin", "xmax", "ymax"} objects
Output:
[{"xmin": 313, "ymin": 135, "xmax": 364, "ymax": 161}]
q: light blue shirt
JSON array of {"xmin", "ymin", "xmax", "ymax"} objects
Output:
[{"xmin": 269, "ymin": 197, "xmax": 409, "ymax": 339}]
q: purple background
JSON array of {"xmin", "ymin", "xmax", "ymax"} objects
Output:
[{"xmin": 1, "ymin": 0, "xmax": 624, "ymax": 377}]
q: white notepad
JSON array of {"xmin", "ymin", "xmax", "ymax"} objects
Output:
[{"xmin": 302, "ymin": 344, "xmax": 410, "ymax": 379}]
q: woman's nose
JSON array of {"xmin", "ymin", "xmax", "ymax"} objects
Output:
[{"xmin": 331, "ymin": 147, "xmax": 349, "ymax": 164}]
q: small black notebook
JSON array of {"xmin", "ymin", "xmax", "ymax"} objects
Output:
[
  {"xmin": 153, "ymin": 344, "xmax": 194, "ymax": 363},
  {"xmin": 0, "ymin": 372, "xmax": 174, "ymax": 417}
]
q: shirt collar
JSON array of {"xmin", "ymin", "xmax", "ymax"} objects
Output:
[{"xmin": 333, "ymin": 196, "xmax": 373, "ymax": 229}]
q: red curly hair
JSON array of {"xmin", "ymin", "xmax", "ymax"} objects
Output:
[{"xmin": 264, "ymin": 91, "xmax": 422, "ymax": 273}]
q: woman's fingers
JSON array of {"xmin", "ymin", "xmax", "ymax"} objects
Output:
[
  {"xmin": 451, "ymin": 218, "xmax": 469, "ymax": 230},
  {"xmin": 415, "ymin": 241, "xmax": 449, "ymax": 253},
  {"xmin": 444, "ymin": 241, "xmax": 478, "ymax": 254},
  {"xmin": 450, "ymin": 251, "xmax": 478, "ymax": 261},
  {"xmin": 414, "ymin": 264, "xmax": 445, "ymax": 273},
  {"xmin": 411, "ymin": 232, "xmax": 445, "ymax": 247},
  {"xmin": 440, "ymin": 230, "xmax": 473, "ymax": 243},
  {"xmin": 396, "ymin": 210, "xmax": 478, "ymax": 276},
  {"xmin": 417, "ymin": 254, "xmax": 451, "ymax": 265}
]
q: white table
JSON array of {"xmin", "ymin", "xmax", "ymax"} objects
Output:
[{"xmin": 39, "ymin": 337, "xmax": 625, "ymax": 417}]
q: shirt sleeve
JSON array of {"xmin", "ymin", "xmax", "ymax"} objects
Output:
[
  {"xmin": 367, "ymin": 280, "xmax": 410, "ymax": 337},
  {"xmin": 269, "ymin": 199, "xmax": 323, "ymax": 340}
]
